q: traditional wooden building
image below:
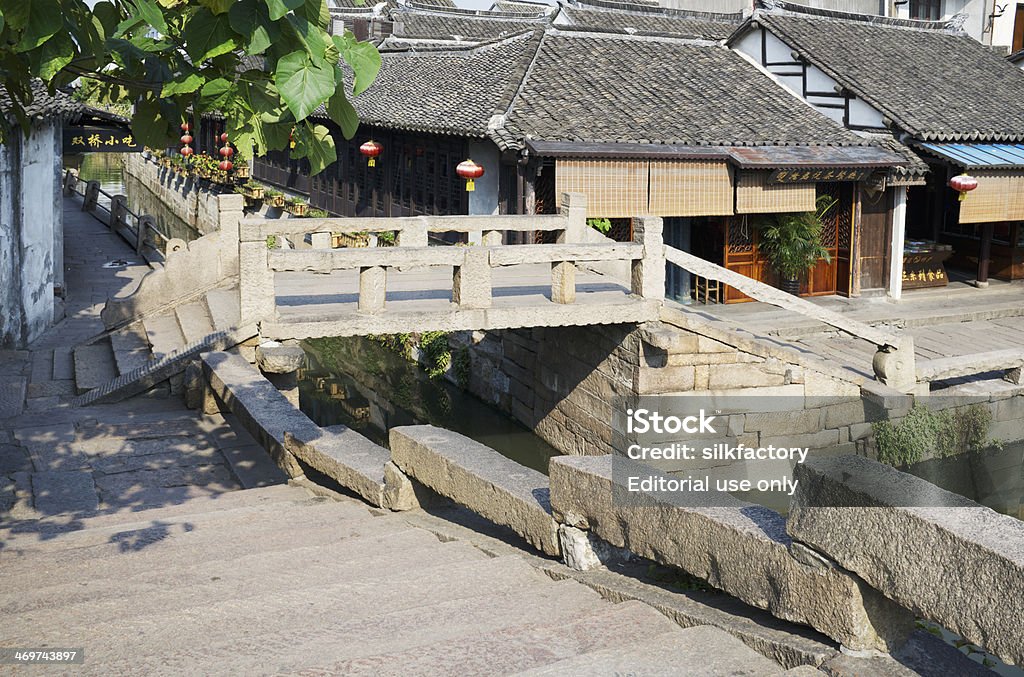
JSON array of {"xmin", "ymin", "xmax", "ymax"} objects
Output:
[
  {"xmin": 252, "ymin": 13, "xmax": 906, "ymax": 303},
  {"xmin": 730, "ymin": 1, "xmax": 1024, "ymax": 295}
]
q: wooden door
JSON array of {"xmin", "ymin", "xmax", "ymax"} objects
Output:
[
  {"xmin": 804, "ymin": 182, "xmax": 851, "ymax": 297},
  {"xmin": 859, "ymin": 187, "xmax": 893, "ymax": 291},
  {"xmin": 723, "ymin": 215, "xmax": 762, "ymax": 303}
]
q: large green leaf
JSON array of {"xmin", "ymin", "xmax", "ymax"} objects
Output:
[
  {"xmin": 90, "ymin": 2, "xmax": 121, "ymax": 38},
  {"xmin": 296, "ymin": 0, "xmax": 330, "ymax": 30},
  {"xmin": 161, "ymin": 71, "xmax": 205, "ymax": 97},
  {"xmin": 292, "ymin": 122, "xmax": 336, "ymax": 175},
  {"xmin": 29, "ymin": 30, "xmax": 75, "ymax": 82},
  {"xmin": 284, "ymin": 14, "xmax": 328, "ymax": 61},
  {"xmin": 229, "ymin": 0, "xmax": 278, "ymax": 55},
  {"xmin": 333, "ymin": 32, "xmax": 380, "ymax": 96},
  {"xmin": 265, "ymin": 0, "xmax": 303, "ymax": 22},
  {"xmin": 274, "ymin": 50, "xmax": 334, "ymax": 121},
  {"xmin": 326, "ymin": 84, "xmax": 358, "ymax": 140},
  {"xmin": 254, "ymin": 117, "xmax": 293, "ymax": 152},
  {"xmin": 2, "ymin": 0, "xmax": 63, "ymax": 52},
  {"xmin": 131, "ymin": 0, "xmax": 168, "ymax": 36},
  {"xmin": 199, "ymin": 77, "xmax": 232, "ymax": 108},
  {"xmin": 183, "ymin": 9, "xmax": 239, "ymax": 63}
]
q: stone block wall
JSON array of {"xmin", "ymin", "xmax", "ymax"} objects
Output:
[{"xmin": 123, "ymin": 153, "xmax": 227, "ymax": 237}]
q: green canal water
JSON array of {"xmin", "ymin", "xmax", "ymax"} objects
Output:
[{"xmin": 297, "ymin": 336, "xmax": 561, "ymax": 475}]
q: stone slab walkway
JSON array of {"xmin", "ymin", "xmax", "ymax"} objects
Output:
[{"xmin": 1, "ymin": 196, "xmax": 285, "ymax": 533}]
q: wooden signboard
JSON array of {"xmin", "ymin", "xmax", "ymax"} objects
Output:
[
  {"xmin": 63, "ymin": 126, "xmax": 142, "ymax": 153},
  {"xmin": 769, "ymin": 168, "xmax": 872, "ymax": 184}
]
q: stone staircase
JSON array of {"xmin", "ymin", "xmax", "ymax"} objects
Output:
[
  {"xmin": 0, "ymin": 483, "xmax": 803, "ymax": 675},
  {"xmin": 70, "ymin": 287, "xmax": 255, "ymax": 407}
]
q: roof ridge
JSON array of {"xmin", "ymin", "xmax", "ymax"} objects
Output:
[
  {"xmin": 546, "ymin": 25, "xmax": 721, "ymax": 45},
  {"xmin": 756, "ymin": 0, "xmax": 960, "ymax": 33},
  {"xmin": 381, "ymin": 27, "xmax": 538, "ymax": 53},
  {"xmin": 565, "ymin": 0, "xmax": 743, "ymax": 22},
  {"xmin": 394, "ymin": 3, "xmax": 550, "ymax": 19},
  {"xmin": 488, "ymin": 28, "xmax": 548, "ymax": 152}
]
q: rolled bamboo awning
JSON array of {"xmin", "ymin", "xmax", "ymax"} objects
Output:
[
  {"xmin": 555, "ymin": 159, "xmax": 649, "ymax": 218},
  {"xmin": 959, "ymin": 171, "xmax": 1024, "ymax": 223},
  {"xmin": 649, "ymin": 160, "xmax": 733, "ymax": 217},
  {"xmin": 735, "ymin": 170, "xmax": 816, "ymax": 214}
]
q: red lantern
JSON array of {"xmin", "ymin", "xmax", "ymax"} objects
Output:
[
  {"xmin": 456, "ymin": 159, "xmax": 484, "ymax": 192},
  {"xmin": 360, "ymin": 140, "xmax": 382, "ymax": 167},
  {"xmin": 949, "ymin": 174, "xmax": 979, "ymax": 202},
  {"xmin": 220, "ymin": 132, "xmax": 229, "ymax": 143},
  {"xmin": 219, "ymin": 160, "xmax": 233, "ymax": 171},
  {"xmin": 180, "ymin": 134, "xmax": 193, "ymax": 145},
  {"xmin": 180, "ymin": 146, "xmax": 194, "ymax": 157},
  {"xmin": 180, "ymin": 122, "xmax": 191, "ymax": 132},
  {"xmin": 219, "ymin": 146, "xmax": 234, "ymax": 158}
]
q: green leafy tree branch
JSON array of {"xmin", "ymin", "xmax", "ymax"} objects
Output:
[{"xmin": 0, "ymin": 0, "xmax": 381, "ymax": 174}]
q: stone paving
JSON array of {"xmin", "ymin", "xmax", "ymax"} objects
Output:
[{"xmin": 1, "ymin": 197, "xmax": 284, "ymax": 533}]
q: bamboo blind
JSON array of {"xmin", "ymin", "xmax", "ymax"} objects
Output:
[
  {"xmin": 735, "ymin": 170, "xmax": 816, "ymax": 214},
  {"xmin": 649, "ymin": 160, "xmax": 733, "ymax": 216},
  {"xmin": 555, "ymin": 159, "xmax": 649, "ymax": 218},
  {"xmin": 959, "ymin": 171, "xmax": 1024, "ymax": 223}
]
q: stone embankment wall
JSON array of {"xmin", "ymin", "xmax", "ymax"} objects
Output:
[
  {"xmin": 460, "ymin": 316, "xmax": 1024, "ymax": 464},
  {"xmin": 123, "ymin": 153, "xmax": 226, "ymax": 237}
]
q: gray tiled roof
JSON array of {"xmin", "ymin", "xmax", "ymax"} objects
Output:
[
  {"xmin": 490, "ymin": 0, "xmax": 554, "ymax": 15},
  {"xmin": 391, "ymin": 10, "xmax": 548, "ymax": 41},
  {"xmin": 854, "ymin": 131, "xmax": 929, "ymax": 181},
  {"xmin": 501, "ymin": 32, "xmax": 865, "ymax": 149},
  {"xmin": 753, "ymin": 11, "xmax": 1024, "ymax": 142},
  {"xmin": 351, "ymin": 31, "xmax": 541, "ymax": 137},
  {"xmin": 557, "ymin": 4, "xmax": 741, "ymax": 40},
  {"xmin": 1, "ymin": 81, "xmax": 80, "ymax": 121}
]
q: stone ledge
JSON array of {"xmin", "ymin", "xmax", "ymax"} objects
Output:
[
  {"xmin": 548, "ymin": 454, "xmax": 913, "ymax": 653},
  {"xmin": 789, "ymin": 455, "xmax": 1024, "ymax": 667},
  {"xmin": 389, "ymin": 425, "xmax": 560, "ymax": 556}
]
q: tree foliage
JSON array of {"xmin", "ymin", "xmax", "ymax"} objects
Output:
[{"xmin": 0, "ymin": 0, "xmax": 381, "ymax": 174}]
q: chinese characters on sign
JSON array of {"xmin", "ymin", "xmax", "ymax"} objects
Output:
[
  {"xmin": 63, "ymin": 127, "xmax": 141, "ymax": 154},
  {"xmin": 902, "ymin": 251, "xmax": 951, "ymax": 289},
  {"xmin": 768, "ymin": 168, "xmax": 872, "ymax": 184}
]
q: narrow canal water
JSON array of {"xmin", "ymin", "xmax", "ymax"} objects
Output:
[
  {"xmin": 905, "ymin": 443, "xmax": 1024, "ymax": 520},
  {"xmin": 297, "ymin": 336, "xmax": 561, "ymax": 474}
]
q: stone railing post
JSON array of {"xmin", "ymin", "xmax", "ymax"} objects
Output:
[
  {"xmin": 398, "ymin": 220, "xmax": 428, "ymax": 247},
  {"xmin": 137, "ymin": 215, "xmax": 156, "ymax": 255},
  {"xmin": 453, "ymin": 248, "xmax": 492, "ymax": 309},
  {"xmin": 239, "ymin": 238, "xmax": 276, "ymax": 327},
  {"xmin": 631, "ymin": 215, "xmax": 665, "ymax": 300},
  {"xmin": 110, "ymin": 194, "xmax": 127, "ymax": 231},
  {"xmin": 482, "ymin": 229, "xmax": 502, "ymax": 246},
  {"xmin": 63, "ymin": 169, "xmax": 78, "ymax": 196},
  {"xmin": 311, "ymin": 231, "xmax": 331, "ymax": 249},
  {"xmin": 359, "ymin": 266, "xmax": 387, "ymax": 312},
  {"xmin": 83, "ymin": 180, "xmax": 100, "ymax": 212},
  {"xmin": 552, "ymin": 192, "xmax": 587, "ymax": 304},
  {"xmin": 558, "ymin": 192, "xmax": 587, "ymax": 244},
  {"xmin": 217, "ymin": 193, "xmax": 245, "ymax": 277}
]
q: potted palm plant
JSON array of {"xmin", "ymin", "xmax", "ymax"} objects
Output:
[{"xmin": 757, "ymin": 195, "xmax": 836, "ymax": 295}]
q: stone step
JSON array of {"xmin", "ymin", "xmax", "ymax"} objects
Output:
[
  {"xmin": 204, "ymin": 288, "xmax": 241, "ymax": 331},
  {"xmin": 1, "ymin": 527, "xmax": 452, "ymax": 617},
  {"xmin": 0, "ymin": 483, "xmax": 307, "ymax": 537},
  {"xmin": 174, "ymin": 302, "xmax": 215, "ymax": 344},
  {"xmin": 109, "ymin": 321, "xmax": 152, "ymax": 375},
  {"xmin": 6, "ymin": 536, "xmax": 498, "ymax": 635},
  {"xmin": 66, "ymin": 576, "xmax": 608, "ymax": 676},
  {"xmin": 0, "ymin": 499, "xmax": 385, "ymax": 583},
  {"xmin": 143, "ymin": 312, "xmax": 187, "ymax": 360},
  {"xmin": 515, "ymin": 625, "xmax": 787, "ymax": 676},
  {"xmin": 0, "ymin": 491, "xmax": 353, "ymax": 554},
  {"xmin": 309, "ymin": 598, "xmax": 689, "ymax": 676},
  {"xmin": 71, "ymin": 342, "xmax": 118, "ymax": 394}
]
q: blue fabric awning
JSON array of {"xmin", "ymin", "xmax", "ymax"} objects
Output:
[{"xmin": 917, "ymin": 142, "xmax": 1024, "ymax": 169}]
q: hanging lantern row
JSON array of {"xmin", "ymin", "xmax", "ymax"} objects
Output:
[
  {"xmin": 360, "ymin": 140, "xmax": 383, "ymax": 167},
  {"xmin": 456, "ymin": 159, "xmax": 484, "ymax": 192},
  {"xmin": 179, "ymin": 121, "xmax": 193, "ymax": 157},
  {"xmin": 219, "ymin": 132, "xmax": 233, "ymax": 172},
  {"xmin": 949, "ymin": 174, "xmax": 978, "ymax": 202}
]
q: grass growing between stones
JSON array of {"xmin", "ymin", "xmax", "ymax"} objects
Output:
[{"xmin": 872, "ymin": 404, "xmax": 992, "ymax": 467}]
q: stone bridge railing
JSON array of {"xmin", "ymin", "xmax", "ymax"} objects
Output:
[
  {"xmin": 239, "ymin": 193, "xmax": 665, "ymax": 337},
  {"xmin": 663, "ymin": 246, "xmax": 919, "ymax": 391}
]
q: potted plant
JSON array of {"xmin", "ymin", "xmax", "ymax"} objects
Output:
[
  {"xmin": 757, "ymin": 195, "xmax": 836, "ymax": 295},
  {"xmin": 305, "ymin": 208, "xmax": 329, "ymax": 219},
  {"xmin": 265, "ymin": 188, "xmax": 286, "ymax": 208},
  {"xmin": 234, "ymin": 159, "xmax": 250, "ymax": 179},
  {"xmin": 242, "ymin": 180, "xmax": 264, "ymax": 200},
  {"xmin": 286, "ymin": 197, "xmax": 308, "ymax": 217}
]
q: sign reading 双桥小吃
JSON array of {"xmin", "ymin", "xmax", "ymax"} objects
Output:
[
  {"xmin": 769, "ymin": 167, "xmax": 872, "ymax": 184},
  {"xmin": 63, "ymin": 126, "xmax": 141, "ymax": 154}
]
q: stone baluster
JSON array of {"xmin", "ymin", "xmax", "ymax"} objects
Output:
[
  {"xmin": 311, "ymin": 231, "xmax": 331, "ymax": 249},
  {"xmin": 137, "ymin": 215, "xmax": 156, "ymax": 255},
  {"xmin": 631, "ymin": 215, "xmax": 665, "ymax": 300},
  {"xmin": 239, "ymin": 237, "xmax": 276, "ymax": 326},
  {"xmin": 398, "ymin": 219, "xmax": 428, "ymax": 247},
  {"xmin": 482, "ymin": 230, "xmax": 502, "ymax": 246},
  {"xmin": 453, "ymin": 248, "xmax": 492, "ymax": 309},
  {"xmin": 83, "ymin": 180, "xmax": 100, "ymax": 212},
  {"xmin": 359, "ymin": 266, "xmax": 387, "ymax": 312},
  {"xmin": 552, "ymin": 192, "xmax": 587, "ymax": 304}
]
